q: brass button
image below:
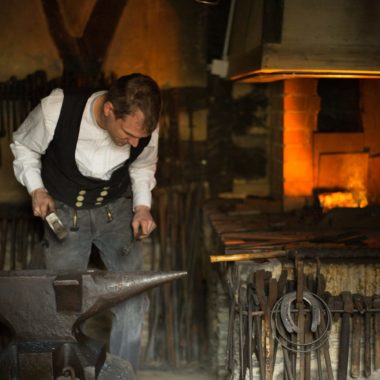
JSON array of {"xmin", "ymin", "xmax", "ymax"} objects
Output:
[
  {"xmin": 75, "ymin": 201, "xmax": 83, "ymax": 208},
  {"xmin": 103, "ymin": 186, "xmax": 110, "ymax": 190},
  {"xmin": 95, "ymin": 202, "xmax": 102, "ymax": 205},
  {"xmin": 100, "ymin": 191, "xmax": 108, "ymax": 196},
  {"xmin": 76, "ymin": 195, "xmax": 85, "ymax": 201},
  {"xmin": 96, "ymin": 197, "xmax": 104, "ymax": 202},
  {"xmin": 79, "ymin": 190, "xmax": 86, "ymax": 195}
]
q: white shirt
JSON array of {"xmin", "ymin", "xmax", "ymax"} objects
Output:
[{"xmin": 10, "ymin": 89, "xmax": 159, "ymax": 209}]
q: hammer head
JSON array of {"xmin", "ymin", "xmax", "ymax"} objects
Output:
[{"xmin": 46, "ymin": 212, "xmax": 68, "ymax": 240}]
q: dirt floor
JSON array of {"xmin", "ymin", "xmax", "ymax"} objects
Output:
[
  {"xmin": 84, "ymin": 312, "xmax": 215, "ymax": 380},
  {"xmin": 138, "ymin": 368, "xmax": 214, "ymax": 380}
]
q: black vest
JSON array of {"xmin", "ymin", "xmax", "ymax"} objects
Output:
[{"xmin": 41, "ymin": 91, "xmax": 151, "ymax": 209}]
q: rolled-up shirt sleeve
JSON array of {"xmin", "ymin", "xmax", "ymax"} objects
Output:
[
  {"xmin": 10, "ymin": 89, "xmax": 62, "ymax": 194},
  {"xmin": 129, "ymin": 127, "xmax": 159, "ymax": 209}
]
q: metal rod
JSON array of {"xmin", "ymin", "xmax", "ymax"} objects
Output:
[{"xmin": 222, "ymin": 0, "xmax": 236, "ymax": 59}]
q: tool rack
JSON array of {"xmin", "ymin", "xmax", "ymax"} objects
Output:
[{"xmin": 204, "ymin": 198, "xmax": 380, "ymax": 380}]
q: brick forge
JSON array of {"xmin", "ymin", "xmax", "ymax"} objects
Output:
[{"xmin": 272, "ymin": 78, "xmax": 380, "ymax": 211}]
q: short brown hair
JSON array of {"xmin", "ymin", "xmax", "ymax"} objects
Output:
[{"xmin": 106, "ymin": 73, "xmax": 161, "ymax": 133}]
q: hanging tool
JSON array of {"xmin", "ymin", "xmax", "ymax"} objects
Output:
[
  {"xmin": 316, "ymin": 274, "xmax": 334, "ymax": 380},
  {"xmin": 238, "ymin": 283, "xmax": 248, "ymax": 379},
  {"xmin": 363, "ymin": 296, "xmax": 372, "ymax": 377},
  {"xmin": 373, "ymin": 295, "xmax": 380, "ymax": 371},
  {"xmin": 251, "ymin": 289, "xmax": 265, "ymax": 380},
  {"xmin": 255, "ymin": 270, "xmax": 271, "ymax": 379},
  {"xmin": 337, "ymin": 291, "xmax": 353, "ymax": 380},
  {"xmin": 351, "ymin": 294, "xmax": 363, "ymax": 378}
]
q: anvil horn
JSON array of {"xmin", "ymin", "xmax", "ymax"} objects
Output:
[{"xmin": 77, "ymin": 270, "xmax": 187, "ymax": 322}]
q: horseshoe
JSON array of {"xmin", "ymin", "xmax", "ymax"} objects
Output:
[{"xmin": 280, "ymin": 291, "xmax": 321, "ymax": 334}]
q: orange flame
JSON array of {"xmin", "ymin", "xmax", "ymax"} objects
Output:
[{"xmin": 318, "ymin": 175, "xmax": 368, "ymax": 212}]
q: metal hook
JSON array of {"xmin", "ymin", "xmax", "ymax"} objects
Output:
[
  {"xmin": 70, "ymin": 209, "xmax": 79, "ymax": 231},
  {"xmin": 195, "ymin": 0, "xmax": 220, "ymax": 5},
  {"xmin": 106, "ymin": 206, "xmax": 113, "ymax": 223}
]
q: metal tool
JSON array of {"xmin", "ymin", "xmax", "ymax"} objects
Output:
[
  {"xmin": 271, "ymin": 291, "xmax": 331, "ymax": 354},
  {"xmin": 363, "ymin": 296, "xmax": 372, "ymax": 377},
  {"xmin": 280, "ymin": 291, "xmax": 321, "ymax": 334},
  {"xmin": 373, "ymin": 295, "xmax": 380, "ymax": 371},
  {"xmin": 250, "ymin": 288, "xmax": 265, "ymax": 380},
  {"xmin": 238, "ymin": 284, "xmax": 247, "ymax": 380},
  {"xmin": 351, "ymin": 294, "xmax": 363, "ymax": 378},
  {"xmin": 317, "ymin": 276, "xmax": 334, "ymax": 380},
  {"xmin": 0, "ymin": 269, "xmax": 187, "ymax": 379},
  {"xmin": 254, "ymin": 270, "xmax": 269, "ymax": 380},
  {"xmin": 46, "ymin": 211, "xmax": 68, "ymax": 240},
  {"xmin": 337, "ymin": 291, "xmax": 353, "ymax": 380}
]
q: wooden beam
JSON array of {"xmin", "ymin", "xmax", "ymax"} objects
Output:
[{"xmin": 210, "ymin": 251, "xmax": 286, "ymax": 263}]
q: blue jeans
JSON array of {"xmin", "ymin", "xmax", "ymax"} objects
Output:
[{"xmin": 43, "ymin": 196, "xmax": 148, "ymax": 372}]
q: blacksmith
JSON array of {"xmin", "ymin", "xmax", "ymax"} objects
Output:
[{"xmin": 10, "ymin": 73, "xmax": 162, "ymax": 373}]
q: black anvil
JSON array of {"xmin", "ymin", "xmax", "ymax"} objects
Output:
[{"xmin": 0, "ymin": 270, "xmax": 186, "ymax": 379}]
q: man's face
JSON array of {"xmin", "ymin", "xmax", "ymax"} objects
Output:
[{"xmin": 103, "ymin": 102, "xmax": 149, "ymax": 147}]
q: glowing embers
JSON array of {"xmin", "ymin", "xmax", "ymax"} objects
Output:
[
  {"xmin": 318, "ymin": 191, "xmax": 368, "ymax": 212},
  {"xmin": 318, "ymin": 176, "xmax": 368, "ymax": 212}
]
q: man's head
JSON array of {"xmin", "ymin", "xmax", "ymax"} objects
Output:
[{"xmin": 105, "ymin": 73, "xmax": 161, "ymax": 135}]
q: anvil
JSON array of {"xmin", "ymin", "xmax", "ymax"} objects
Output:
[{"xmin": 0, "ymin": 269, "xmax": 186, "ymax": 380}]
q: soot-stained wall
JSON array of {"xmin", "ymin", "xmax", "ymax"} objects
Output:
[{"xmin": 0, "ymin": 0, "xmax": 208, "ymax": 202}]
